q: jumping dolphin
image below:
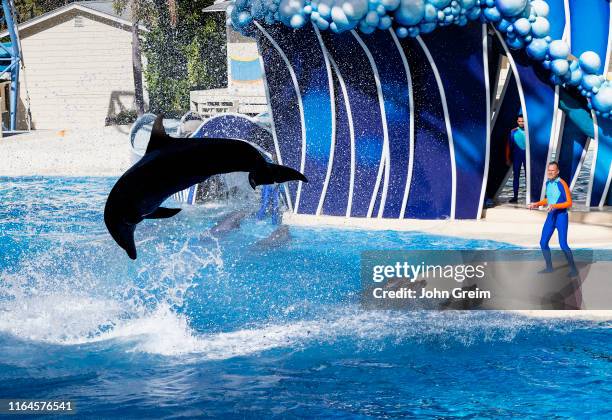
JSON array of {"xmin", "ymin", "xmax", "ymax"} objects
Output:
[{"xmin": 104, "ymin": 115, "xmax": 307, "ymax": 259}]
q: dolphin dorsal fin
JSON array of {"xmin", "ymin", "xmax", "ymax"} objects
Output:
[{"xmin": 145, "ymin": 114, "xmax": 172, "ymax": 155}]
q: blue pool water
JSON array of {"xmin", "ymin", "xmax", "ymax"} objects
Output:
[{"xmin": 0, "ymin": 177, "xmax": 610, "ymax": 418}]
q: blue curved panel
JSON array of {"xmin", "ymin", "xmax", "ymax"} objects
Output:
[
  {"xmin": 558, "ymin": 118, "xmax": 587, "ymax": 185},
  {"xmin": 361, "ymin": 30, "xmax": 411, "ymax": 218},
  {"xmin": 399, "ymin": 37, "xmax": 452, "ymax": 219},
  {"xmin": 321, "ymin": 31, "xmax": 384, "ymax": 217},
  {"xmin": 487, "ymin": 72, "xmax": 521, "ymax": 199},
  {"xmin": 422, "ymin": 23, "xmax": 488, "ymax": 219},
  {"xmin": 556, "ymin": 0, "xmax": 610, "ymax": 199},
  {"xmin": 255, "ymin": 28, "xmax": 303, "ymax": 204},
  {"xmin": 557, "ymin": 89, "xmax": 599, "ymax": 204},
  {"xmin": 258, "ymin": 25, "xmax": 333, "ymax": 214},
  {"xmin": 547, "ymin": 0, "xmax": 567, "ymax": 40},
  {"xmin": 321, "ymin": 67, "xmax": 351, "ymax": 216},
  {"xmin": 568, "ymin": 0, "xmax": 611, "ymax": 207},
  {"xmin": 591, "ymin": 118, "xmax": 612, "ymax": 206},
  {"xmin": 569, "ymin": 0, "xmax": 610, "ymax": 61},
  {"xmin": 266, "ymin": 24, "xmax": 333, "ymax": 215},
  {"xmin": 191, "ymin": 114, "xmax": 274, "ymax": 154},
  {"xmin": 511, "ymin": 51, "xmax": 556, "ymax": 202}
]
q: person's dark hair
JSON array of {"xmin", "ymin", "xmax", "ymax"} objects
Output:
[{"xmin": 548, "ymin": 161, "xmax": 559, "ymax": 168}]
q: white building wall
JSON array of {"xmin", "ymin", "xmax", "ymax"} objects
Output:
[{"xmin": 18, "ymin": 11, "xmax": 144, "ymax": 129}]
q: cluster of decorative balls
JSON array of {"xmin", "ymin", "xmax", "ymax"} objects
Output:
[{"xmin": 229, "ymin": 0, "xmax": 612, "ymax": 118}]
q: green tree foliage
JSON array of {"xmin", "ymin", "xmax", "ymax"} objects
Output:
[
  {"xmin": 10, "ymin": 0, "xmax": 226, "ymax": 115},
  {"xmin": 143, "ymin": 0, "xmax": 226, "ymax": 115},
  {"xmin": 13, "ymin": 0, "xmax": 79, "ymax": 23}
]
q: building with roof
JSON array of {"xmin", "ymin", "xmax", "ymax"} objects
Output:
[
  {"xmin": 189, "ymin": 1, "xmax": 267, "ymax": 118},
  {"xmin": 0, "ymin": 1, "xmax": 147, "ymax": 129}
]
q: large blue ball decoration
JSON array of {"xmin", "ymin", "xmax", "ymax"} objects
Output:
[
  {"xmin": 530, "ymin": 16, "xmax": 549, "ymax": 38},
  {"xmin": 494, "ymin": 0, "xmax": 527, "ymax": 17},
  {"xmin": 427, "ymin": 0, "xmax": 451, "ymax": 7},
  {"xmin": 424, "ymin": 3, "xmax": 438, "ymax": 21},
  {"xmin": 365, "ymin": 10, "xmax": 379, "ymax": 25},
  {"xmin": 331, "ymin": 5, "xmax": 350, "ymax": 26},
  {"xmin": 316, "ymin": 16, "xmax": 330, "ymax": 29},
  {"xmin": 548, "ymin": 40, "xmax": 569, "ymax": 60},
  {"xmin": 235, "ymin": 0, "xmax": 249, "ymax": 9},
  {"xmin": 568, "ymin": 69, "xmax": 583, "ymax": 86},
  {"xmin": 238, "ymin": 11, "xmax": 252, "ymax": 26},
  {"xmin": 591, "ymin": 85, "xmax": 612, "ymax": 113},
  {"xmin": 342, "ymin": 0, "xmax": 369, "ymax": 21},
  {"xmin": 579, "ymin": 51, "xmax": 602, "ymax": 74},
  {"xmin": 378, "ymin": 15, "xmax": 392, "ymax": 28},
  {"xmin": 497, "ymin": 18, "xmax": 511, "ymax": 32},
  {"xmin": 551, "ymin": 59, "xmax": 569, "ymax": 76},
  {"xmin": 395, "ymin": 0, "xmax": 426, "ymax": 26},
  {"xmin": 530, "ymin": 0, "xmax": 548, "ymax": 17},
  {"xmin": 569, "ymin": 60, "xmax": 579, "ymax": 72},
  {"xmin": 279, "ymin": 0, "xmax": 305, "ymax": 24},
  {"xmin": 317, "ymin": 0, "xmax": 333, "ymax": 18},
  {"xmin": 396, "ymin": 26, "xmax": 409, "ymax": 37},
  {"xmin": 513, "ymin": 18, "xmax": 531, "ymax": 36},
  {"xmin": 506, "ymin": 36, "xmax": 524, "ymax": 50},
  {"xmin": 526, "ymin": 38, "xmax": 548, "ymax": 60},
  {"xmin": 582, "ymin": 74, "xmax": 603, "ymax": 91},
  {"xmin": 359, "ymin": 19, "xmax": 376, "ymax": 32},
  {"xmin": 290, "ymin": 13, "xmax": 305, "ymax": 27},
  {"xmin": 382, "ymin": 0, "xmax": 400, "ymax": 11},
  {"xmin": 483, "ymin": 6, "xmax": 501, "ymax": 21},
  {"xmin": 420, "ymin": 21, "xmax": 437, "ymax": 33},
  {"xmin": 460, "ymin": 0, "xmax": 477, "ymax": 9},
  {"xmin": 466, "ymin": 6, "xmax": 480, "ymax": 19}
]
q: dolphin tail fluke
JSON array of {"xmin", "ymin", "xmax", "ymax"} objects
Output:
[
  {"xmin": 248, "ymin": 163, "xmax": 308, "ymax": 189},
  {"xmin": 144, "ymin": 207, "xmax": 182, "ymax": 219}
]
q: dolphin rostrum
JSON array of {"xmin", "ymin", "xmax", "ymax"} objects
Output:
[{"xmin": 104, "ymin": 115, "xmax": 307, "ymax": 259}]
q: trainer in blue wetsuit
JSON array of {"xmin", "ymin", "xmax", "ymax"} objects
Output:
[
  {"xmin": 257, "ymin": 184, "xmax": 281, "ymax": 225},
  {"xmin": 529, "ymin": 161, "xmax": 578, "ymax": 277},
  {"xmin": 506, "ymin": 115, "xmax": 526, "ymax": 203}
]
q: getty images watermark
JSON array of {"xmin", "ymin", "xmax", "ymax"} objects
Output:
[
  {"xmin": 360, "ymin": 250, "xmax": 612, "ymax": 310},
  {"xmin": 371, "ymin": 260, "xmax": 490, "ymax": 300}
]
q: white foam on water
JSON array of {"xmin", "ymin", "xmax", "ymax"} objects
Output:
[
  {"xmin": 1, "ymin": 286, "xmax": 607, "ymax": 360},
  {"xmin": 75, "ymin": 306, "xmax": 601, "ymax": 358},
  {"xmin": 0, "ymin": 294, "xmax": 126, "ymax": 343}
]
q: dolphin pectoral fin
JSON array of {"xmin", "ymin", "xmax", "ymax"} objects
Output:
[
  {"xmin": 144, "ymin": 207, "xmax": 182, "ymax": 219},
  {"xmin": 249, "ymin": 164, "xmax": 308, "ymax": 188}
]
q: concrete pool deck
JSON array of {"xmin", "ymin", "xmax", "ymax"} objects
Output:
[
  {"xmin": 0, "ymin": 127, "xmax": 132, "ymax": 177},
  {"xmin": 283, "ymin": 207, "xmax": 612, "ymax": 249}
]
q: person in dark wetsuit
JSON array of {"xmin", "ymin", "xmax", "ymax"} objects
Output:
[
  {"xmin": 528, "ymin": 161, "xmax": 578, "ymax": 277},
  {"xmin": 507, "ymin": 115, "xmax": 527, "ymax": 203}
]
